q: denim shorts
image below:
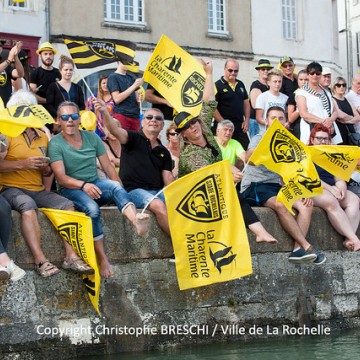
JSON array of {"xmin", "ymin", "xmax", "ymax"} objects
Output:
[
  {"xmin": 60, "ymin": 178, "xmax": 133, "ymax": 240},
  {"xmin": 241, "ymin": 182, "xmax": 281, "ymax": 206},
  {"xmin": 128, "ymin": 188, "xmax": 165, "ymax": 209}
]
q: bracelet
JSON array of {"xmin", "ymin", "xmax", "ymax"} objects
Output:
[
  {"xmin": 5, "ymin": 59, "xmax": 11, "ymax": 65},
  {"xmin": 80, "ymin": 181, "xmax": 87, "ymax": 191}
]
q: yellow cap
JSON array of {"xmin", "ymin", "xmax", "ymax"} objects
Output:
[{"xmin": 36, "ymin": 42, "xmax": 57, "ymax": 55}]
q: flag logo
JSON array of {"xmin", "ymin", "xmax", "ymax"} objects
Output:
[
  {"xmin": 209, "ymin": 242, "xmax": 237, "ymax": 273},
  {"xmin": 297, "ymin": 174, "xmax": 322, "ymax": 192},
  {"xmin": 270, "ymin": 129, "xmax": 306, "ymax": 165},
  {"xmin": 181, "ymin": 72, "xmax": 205, "ymax": 107},
  {"xmin": 176, "ymin": 175, "xmax": 225, "ymax": 222},
  {"xmin": 165, "ymin": 55, "xmax": 182, "ymax": 73},
  {"xmin": 58, "ymin": 222, "xmax": 88, "ymax": 260},
  {"xmin": 320, "ymin": 151, "xmax": 353, "ymax": 169},
  {"xmin": 87, "ymin": 41, "xmax": 116, "ymax": 60}
]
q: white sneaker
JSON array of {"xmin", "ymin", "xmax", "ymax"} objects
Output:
[
  {"xmin": 7, "ymin": 260, "xmax": 26, "ymax": 282},
  {"xmin": 0, "ymin": 265, "xmax": 10, "ymax": 281}
]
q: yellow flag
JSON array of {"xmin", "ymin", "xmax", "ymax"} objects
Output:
[
  {"xmin": 248, "ymin": 119, "xmax": 322, "ymax": 214},
  {"xmin": 276, "ymin": 173, "xmax": 323, "ymax": 215},
  {"xmin": 307, "ymin": 145, "xmax": 360, "ymax": 181},
  {"xmin": 164, "ymin": 160, "xmax": 252, "ymax": 290},
  {"xmin": 40, "ymin": 208, "xmax": 101, "ymax": 315},
  {"xmin": 0, "ymin": 104, "xmax": 55, "ymax": 137},
  {"xmin": 143, "ymin": 34, "xmax": 206, "ymax": 117}
]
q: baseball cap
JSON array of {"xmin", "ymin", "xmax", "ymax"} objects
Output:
[
  {"xmin": 322, "ymin": 67, "xmax": 332, "ymax": 76},
  {"xmin": 279, "ymin": 56, "xmax": 294, "ymax": 66}
]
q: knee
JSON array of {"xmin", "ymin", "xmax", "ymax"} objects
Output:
[{"xmin": 82, "ymin": 203, "xmax": 101, "ymax": 219}]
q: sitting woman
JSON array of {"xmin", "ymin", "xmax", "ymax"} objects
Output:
[
  {"xmin": 174, "ymin": 59, "xmax": 277, "ymax": 244},
  {"xmin": 309, "ymin": 124, "xmax": 360, "ymax": 251}
]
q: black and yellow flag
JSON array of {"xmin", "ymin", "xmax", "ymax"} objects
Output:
[
  {"xmin": 307, "ymin": 145, "xmax": 360, "ymax": 181},
  {"xmin": 63, "ymin": 35, "xmax": 136, "ymax": 69},
  {"xmin": 41, "ymin": 208, "xmax": 101, "ymax": 315},
  {"xmin": 248, "ymin": 119, "xmax": 322, "ymax": 214},
  {"xmin": 143, "ymin": 34, "xmax": 206, "ymax": 117},
  {"xmin": 164, "ymin": 160, "xmax": 252, "ymax": 290},
  {"xmin": 0, "ymin": 104, "xmax": 54, "ymax": 137}
]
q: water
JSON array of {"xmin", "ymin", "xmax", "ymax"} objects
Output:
[{"xmin": 88, "ymin": 329, "xmax": 360, "ymax": 359}]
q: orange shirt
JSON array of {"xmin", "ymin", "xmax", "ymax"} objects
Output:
[{"xmin": 0, "ymin": 129, "xmax": 48, "ymax": 192}]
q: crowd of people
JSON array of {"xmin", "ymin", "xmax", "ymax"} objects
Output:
[{"xmin": 1, "ymin": 39, "xmax": 360, "ymax": 285}]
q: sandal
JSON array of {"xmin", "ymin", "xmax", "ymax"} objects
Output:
[
  {"xmin": 35, "ymin": 260, "xmax": 60, "ymax": 277},
  {"xmin": 62, "ymin": 257, "xmax": 95, "ymax": 275}
]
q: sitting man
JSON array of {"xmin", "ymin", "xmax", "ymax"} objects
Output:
[
  {"xmin": 0, "ymin": 90, "xmax": 92, "ymax": 277},
  {"xmin": 241, "ymin": 106, "xmax": 326, "ymax": 265},
  {"xmin": 94, "ymin": 99, "xmax": 175, "ymax": 236},
  {"xmin": 49, "ymin": 101, "xmax": 149, "ymax": 278},
  {"xmin": 215, "ymin": 119, "xmax": 245, "ymax": 169}
]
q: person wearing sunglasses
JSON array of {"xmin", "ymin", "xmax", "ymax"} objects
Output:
[
  {"xmin": 0, "ymin": 90, "xmax": 91, "ymax": 278},
  {"xmin": 91, "ymin": 99, "xmax": 175, "ymax": 238},
  {"xmin": 332, "ymin": 76, "xmax": 360, "ymax": 145},
  {"xmin": 213, "ymin": 58, "xmax": 250, "ymax": 150},
  {"xmin": 296, "ymin": 62, "xmax": 342, "ymax": 145},
  {"xmin": 49, "ymin": 101, "xmax": 151, "ymax": 278},
  {"xmin": 175, "ymin": 59, "xmax": 277, "ymax": 245},
  {"xmin": 308, "ymin": 124, "xmax": 360, "ymax": 252},
  {"xmin": 165, "ymin": 123, "xmax": 180, "ymax": 179},
  {"xmin": 279, "ymin": 56, "xmax": 298, "ymax": 96}
]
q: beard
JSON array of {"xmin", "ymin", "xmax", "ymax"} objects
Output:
[{"xmin": 42, "ymin": 58, "xmax": 54, "ymax": 66}]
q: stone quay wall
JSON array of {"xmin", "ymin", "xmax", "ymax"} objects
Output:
[{"xmin": 1, "ymin": 207, "xmax": 360, "ymax": 359}]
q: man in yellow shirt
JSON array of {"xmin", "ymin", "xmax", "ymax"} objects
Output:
[{"xmin": 0, "ymin": 90, "xmax": 93, "ymax": 278}]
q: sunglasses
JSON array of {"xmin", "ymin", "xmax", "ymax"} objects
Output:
[
  {"xmin": 145, "ymin": 114, "xmax": 164, "ymax": 121},
  {"xmin": 168, "ymin": 132, "xmax": 179, "ymax": 137},
  {"xmin": 281, "ymin": 63, "xmax": 293, "ymax": 68},
  {"xmin": 226, "ymin": 69, "xmax": 239, "ymax": 73},
  {"xmin": 59, "ymin": 113, "xmax": 80, "ymax": 121},
  {"xmin": 313, "ymin": 136, "xmax": 330, "ymax": 143},
  {"xmin": 259, "ymin": 68, "xmax": 270, "ymax": 71},
  {"xmin": 335, "ymin": 83, "xmax": 346, "ymax": 88},
  {"xmin": 309, "ymin": 71, "xmax": 322, "ymax": 76}
]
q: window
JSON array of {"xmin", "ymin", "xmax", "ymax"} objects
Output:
[
  {"xmin": 208, "ymin": 0, "xmax": 227, "ymax": 34},
  {"xmin": 8, "ymin": 0, "xmax": 29, "ymax": 10},
  {"xmin": 281, "ymin": 0, "xmax": 297, "ymax": 40},
  {"xmin": 104, "ymin": 0, "xmax": 144, "ymax": 25}
]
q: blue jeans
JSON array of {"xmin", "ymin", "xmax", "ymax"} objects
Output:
[
  {"xmin": 128, "ymin": 188, "xmax": 165, "ymax": 209},
  {"xmin": 0, "ymin": 195, "xmax": 12, "ymax": 254},
  {"xmin": 60, "ymin": 179, "xmax": 133, "ymax": 240},
  {"xmin": 248, "ymin": 118, "xmax": 260, "ymax": 139}
]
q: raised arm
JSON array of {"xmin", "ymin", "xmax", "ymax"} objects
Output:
[{"xmin": 92, "ymin": 98, "xmax": 129, "ymax": 144}]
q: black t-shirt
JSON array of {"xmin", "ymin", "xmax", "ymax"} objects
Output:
[
  {"xmin": 0, "ymin": 66, "xmax": 14, "ymax": 106},
  {"xmin": 280, "ymin": 76, "xmax": 298, "ymax": 96},
  {"xmin": 146, "ymin": 84, "xmax": 174, "ymax": 120},
  {"xmin": 120, "ymin": 130, "xmax": 173, "ymax": 191},
  {"xmin": 215, "ymin": 76, "xmax": 249, "ymax": 132},
  {"xmin": 29, "ymin": 67, "xmax": 61, "ymax": 99},
  {"xmin": 249, "ymin": 80, "xmax": 268, "ymax": 119}
]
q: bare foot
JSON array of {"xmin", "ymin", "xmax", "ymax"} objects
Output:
[
  {"xmin": 343, "ymin": 239, "xmax": 360, "ymax": 251},
  {"xmin": 99, "ymin": 258, "xmax": 114, "ymax": 278},
  {"xmin": 134, "ymin": 213, "xmax": 150, "ymax": 236},
  {"xmin": 255, "ymin": 234, "xmax": 278, "ymax": 244}
]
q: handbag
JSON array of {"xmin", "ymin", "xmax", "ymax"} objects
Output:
[{"xmin": 345, "ymin": 124, "xmax": 360, "ymax": 146}]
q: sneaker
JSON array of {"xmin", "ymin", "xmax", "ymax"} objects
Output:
[
  {"xmin": 0, "ymin": 265, "xmax": 10, "ymax": 281},
  {"xmin": 168, "ymin": 254, "xmax": 176, "ymax": 264},
  {"xmin": 7, "ymin": 260, "xmax": 26, "ymax": 282},
  {"xmin": 312, "ymin": 248, "xmax": 327, "ymax": 265},
  {"xmin": 288, "ymin": 247, "xmax": 317, "ymax": 264}
]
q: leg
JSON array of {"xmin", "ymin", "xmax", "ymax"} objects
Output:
[
  {"xmin": 238, "ymin": 195, "xmax": 277, "ymax": 243},
  {"xmin": 313, "ymin": 192, "xmax": 360, "ymax": 251},
  {"xmin": 96, "ymin": 179, "xmax": 149, "ymax": 236},
  {"xmin": 292, "ymin": 198, "xmax": 313, "ymax": 239},
  {"xmin": 94, "ymin": 237, "xmax": 114, "ymax": 278},
  {"xmin": 339, "ymin": 190, "xmax": 360, "ymax": 233},
  {"xmin": 264, "ymin": 197, "xmax": 311, "ymax": 250},
  {"xmin": 148, "ymin": 199, "xmax": 170, "ymax": 236}
]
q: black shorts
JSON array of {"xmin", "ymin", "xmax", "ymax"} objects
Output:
[{"xmin": 242, "ymin": 182, "xmax": 281, "ymax": 206}]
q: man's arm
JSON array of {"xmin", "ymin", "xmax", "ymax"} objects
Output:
[
  {"xmin": 162, "ymin": 169, "xmax": 175, "ymax": 186},
  {"xmin": 111, "ymin": 77, "xmax": 143, "ymax": 105},
  {"xmin": 145, "ymin": 87, "xmax": 172, "ymax": 107},
  {"xmin": 93, "ymin": 99, "xmax": 129, "ymax": 144},
  {"xmin": 97, "ymin": 153, "xmax": 122, "ymax": 183}
]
